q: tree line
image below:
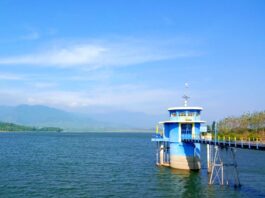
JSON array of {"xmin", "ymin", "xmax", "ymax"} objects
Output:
[
  {"xmin": 208, "ymin": 111, "xmax": 265, "ymax": 140},
  {"xmin": 0, "ymin": 122, "xmax": 63, "ymax": 132}
]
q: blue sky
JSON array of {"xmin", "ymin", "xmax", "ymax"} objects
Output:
[{"xmin": 0, "ymin": 0, "xmax": 264, "ymax": 121}]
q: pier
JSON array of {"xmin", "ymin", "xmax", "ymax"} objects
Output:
[
  {"xmin": 182, "ymin": 135, "xmax": 265, "ymax": 151},
  {"xmin": 182, "ymin": 134, "xmax": 265, "ymax": 186}
]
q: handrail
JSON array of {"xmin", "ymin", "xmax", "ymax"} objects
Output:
[{"xmin": 181, "ymin": 134, "xmax": 265, "ymax": 151}]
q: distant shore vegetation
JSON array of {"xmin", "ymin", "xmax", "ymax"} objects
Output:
[
  {"xmin": 208, "ymin": 111, "xmax": 265, "ymax": 141},
  {"xmin": 0, "ymin": 122, "xmax": 63, "ymax": 132}
]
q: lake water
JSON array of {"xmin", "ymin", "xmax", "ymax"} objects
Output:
[{"xmin": 0, "ymin": 132, "xmax": 264, "ymax": 198}]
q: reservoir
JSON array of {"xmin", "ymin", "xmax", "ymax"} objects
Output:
[{"xmin": 0, "ymin": 132, "xmax": 264, "ymax": 197}]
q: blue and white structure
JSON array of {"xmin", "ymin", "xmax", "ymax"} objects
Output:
[{"xmin": 152, "ymin": 94, "xmax": 206, "ymax": 170}]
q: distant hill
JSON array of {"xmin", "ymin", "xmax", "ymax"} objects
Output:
[
  {"xmin": 0, "ymin": 105, "xmax": 109, "ymax": 131},
  {"xmin": 0, "ymin": 121, "xmax": 62, "ymax": 132},
  {"xmin": 0, "ymin": 105, "xmax": 162, "ymax": 131}
]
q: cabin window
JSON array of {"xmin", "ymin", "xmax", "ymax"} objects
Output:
[
  {"xmin": 179, "ymin": 112, "xmax": 186, "ymax": 116},
  {"xmin": 196, "ymin": 112, "xmax": 200, "ymax": 116},
  {"xmin": 188, "ymin": 112, "xmax": 194, "ymax": 116},
  {"xmin": 171, "ymin": 113, "xmax": 176, "ymax": 117}
]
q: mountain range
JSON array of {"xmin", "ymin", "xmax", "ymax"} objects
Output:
[{"xmin": 0, "ymin": 105, "xmax": 163, "ymax": 131}]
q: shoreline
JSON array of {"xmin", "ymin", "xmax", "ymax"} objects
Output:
[{"xmin": 0, "ymin": 130, "xmax": 154, "ymax": 133}]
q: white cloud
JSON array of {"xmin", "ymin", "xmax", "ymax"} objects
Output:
[
  {"xmin": 0, "ymin": 72, "xmax": 25, "ymax": 80},
  {"xmin": 0, "ymin": 37, "xmax": 204, "ymax": 114},
  {"xmin": 0, "ymin": 45, "xmax": 106, "ymax": 67},
  {"xmin": 26, "ymin": 88, "xmax": 175, "ymax": 114},
  {"xmin": 0, "ymin": 84, "xmax": 178, "ymax": 114},
  {"xmin": 0, "ymin": 38, "xmax": 200, "ymax": 69}
]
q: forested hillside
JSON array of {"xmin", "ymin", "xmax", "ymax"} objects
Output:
[
  {"xmin": 0, "ymin": 122, "xmax": 62, "ymax": 132},
  {"xmin": 216, "ymin": 111, "xmax": 265, "ymax": 140}
]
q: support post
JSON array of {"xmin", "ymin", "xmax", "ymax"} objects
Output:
[
  {"xmin": 209, "ymin": 146, "xmax": 224, "ymax": 185},
  {"xmin": 207, "ymin": 144, "xmax": 212, "ymax": 173},
  {"xmin": 229, "ymin": 148, "xmax": 241, "ymax": 187},
  {"xmin": 159, "ymin": 144, "xmax": 164, "ymax": 165},
  {"xmin": 209, "ymin": 146, "xmax": 241, "ymax": 187},
  {"xmin": 156, "ymin": 142, "xmax": 160, "ymax": 165}
]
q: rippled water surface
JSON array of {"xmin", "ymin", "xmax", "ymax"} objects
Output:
[{"xmin": 0, "ymin": 132, "xmax": 264, "ymax": 197}]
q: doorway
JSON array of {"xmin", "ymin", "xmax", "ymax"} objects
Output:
[{"xmin": 181, "ymin": 124, "xmax": 192, "ymax": 138}]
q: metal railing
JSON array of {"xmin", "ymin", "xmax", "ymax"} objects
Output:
[{"xmin": 181, "ymin": 134, "xmax": 265, "ymax": 151}]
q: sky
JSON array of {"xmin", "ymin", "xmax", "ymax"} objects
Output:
[{"xmin": 0, "ymin": 0, "xmax": 264, "ymax": 122}]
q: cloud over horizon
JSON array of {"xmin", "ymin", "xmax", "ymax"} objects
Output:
[
  {"xmin": 0, "ymin": 37, "xmax": 201, "ymax": 69},
  {"xmin": 0, "ymin": 84, "xmax": 178, "ymax": 115},
  {"xmin": 0, "ymin": 36, "xmax": 204, "ymax": 115}
]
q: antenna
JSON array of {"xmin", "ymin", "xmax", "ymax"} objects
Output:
[{"xmin": 182, "ymin": 83, "xmax": 190, "ymax": 107}]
